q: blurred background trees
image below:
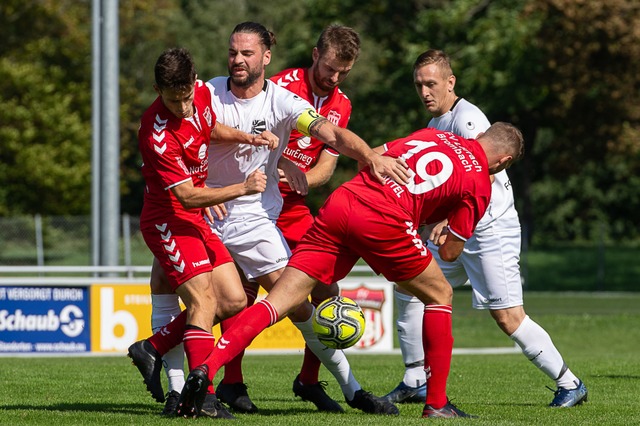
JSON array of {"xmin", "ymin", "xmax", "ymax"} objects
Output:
[{"xmin": 1, "ymin": 0, "xmax": 638, "ymax": 245}]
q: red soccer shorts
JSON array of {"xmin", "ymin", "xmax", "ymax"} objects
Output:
[
  {"xmin": 287, "ymin": 187, "xmax": 432, "ymax": 285},
  {"xmin": 141, "ymin": 217, "xmax": 233, "ymax": 290},
  {"xmin": 277, "ymin": 200, "xmax": 315, "ymax": 251}
]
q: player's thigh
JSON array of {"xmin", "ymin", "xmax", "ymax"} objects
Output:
[
  {"xmin": 463, "ymin": 228, "xmax": 523, "ymax": 309},
  {"xmin": 396, "ymin": 257, "xmax": 453, "ymax": 306},
  {"xmin": 209, "ymin": 261, "xmax": 246, "ymax": 319},
  {"xmin": 266, "ymin": 267, "xmax": 319, "ymax": 319},
  {"xmin": 141, "ymin": 221, "xmax": 223, "ymax": 290},
  {"xmin": 255, "ymin": 268, "xmax": 284, "ymax": 293},
  {"xmin": 174, "ymin": 272, "xmax": 217, "ymax": 329}
]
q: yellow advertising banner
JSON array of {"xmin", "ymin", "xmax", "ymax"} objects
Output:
[{"xmin": 90, "ymin": 284, "xmax": 305, "ymax": 354}]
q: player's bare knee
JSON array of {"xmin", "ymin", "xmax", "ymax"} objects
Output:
[
  {"xmin": 490, "ymin": 307, "xmax": 525, "ymax": 335},
  {"xmin": 218, "ymin": 294, "xmax": 247, "ymax": 319}
]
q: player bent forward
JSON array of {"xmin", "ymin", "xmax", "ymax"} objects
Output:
[{"xmin": 176, "ymin": 122, "xmax": 525, "ymax": 419}]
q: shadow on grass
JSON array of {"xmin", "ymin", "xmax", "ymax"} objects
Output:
[
  {"xmin": 595, "ymin": 374, "xmax": 640, "ymax": 380},
  {"xmin": 1, "ymin": 402, "xmax": 153, "ymax": 415}
]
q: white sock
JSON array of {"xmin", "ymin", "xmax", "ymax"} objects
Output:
[
  {"xmin": 151, "ymin": 294, "xmax": 185, "ymax": 393},
  {"xmin": 395, "ymin": 288, "xmax": 426, "ymax": 388},
  {"xmin": 292, "ymin": 311, "xmax": 361, "ymax": 400},
  {"xmin": 509, "ymin": 315, "xmax": 579, "ymax": 389}
]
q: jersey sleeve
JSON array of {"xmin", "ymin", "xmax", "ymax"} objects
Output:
[
  {"xmin": 447, "ymin": 191, "xmax": 489, "ymax": 240},
  {"xmin": 139, "ymin": 126, "xmax": 191, "ymax": 190}
]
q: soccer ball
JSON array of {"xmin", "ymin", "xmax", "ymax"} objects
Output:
[{"xmin": 312, "ymin": 296, "xmax": 365, "ymax": 349}]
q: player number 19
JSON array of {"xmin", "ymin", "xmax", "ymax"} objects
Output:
[{"xmin": 401, "ymin": 140, "xmax": 454, "ymax": 195}]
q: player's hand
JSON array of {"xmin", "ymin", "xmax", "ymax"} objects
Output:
[
  {"xmin": 370, "ymin": 154, "xmax": 411, "ymax": 186},
  {"xmin": 428, "ymin": 220, "xmax": 449, "ymax": 246},
  {"xmin": 209, "ymin": 204, "xmax": 228, "ymax": 221},
  {"xmin": 251, "ymin": 130, "xmax": 279, "ymax": 151},
  {"xmin": 279, "ymin": 160, "xmax": 308, "ymax": 196},
  {"xmin": 277, "ymin": 168, "xmax": 287, "ymax": 183},
  {"xmin": 244, "ymin": 168, "xmax": 267, "ymax": 194}
]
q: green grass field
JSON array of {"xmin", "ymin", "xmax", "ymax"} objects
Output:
[{"xmin": 1, "ymin": 291, "xmax": 639, "ymax": 425}]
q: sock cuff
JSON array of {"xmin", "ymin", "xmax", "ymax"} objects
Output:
[
  {"xmin": 424, "ymin": 304, "xmax": 452, "ymax": 314},
  {"xmin": 509, "ymin": 315, "xmax": 531, "ymax": 340},
  {"xmin": 258, "ymin": 299, "xmax": 279, "ymax": 326}
]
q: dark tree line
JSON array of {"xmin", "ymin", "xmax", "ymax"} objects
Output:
[{"xmin": 1, "ymin": 0, "xmax": 638, "ymax": 245}]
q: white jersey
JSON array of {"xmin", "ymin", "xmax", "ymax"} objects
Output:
[
  {"xmin": 429, "ymin": 98, "xmax": 520, "ymax": 231},
  {"xmin": 206, "ymin": 77, "xmax": 313, "ymax": 221}
]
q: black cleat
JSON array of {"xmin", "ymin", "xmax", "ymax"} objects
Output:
[
  {"xmin": 160, "ymin": 390, "xmax": 180, "ymax": 416},
  {"xmin": 176, "ymin": 365, "xmax": 210, "ymax": 418},
  {"xmin": 292, "ymin": 374, "xmax": 344, "ymax": 412},
  {"xmin": 422, "ymin": 400, "xmax": 477, "ymax": 418},
  {"xmin": 384, "ymin": 381, "xmax": 426, "ymax": 404},
  {"xmin": 200, "ymin": 393, "xmax": 235, "ymax": 419},
  {"xmin": 217, "ymin": 381, "xmax": 258, "ymax": 413},
  {"xmin": 346, "ymin": 389, "xmax": 399, "ymax": 415},
  {"xmin": 127, "ymin": 340, "xmax": 164, "ymax": 403}
]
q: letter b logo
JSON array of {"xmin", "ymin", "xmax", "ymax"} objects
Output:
[{"xmin": 99, "ymin": 287, "xmax": 138, "ymax": 351}]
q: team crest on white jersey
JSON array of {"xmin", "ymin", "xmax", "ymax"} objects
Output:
[
  {"xmin": 251, "ymin": 119, "xmax": 267, "ymax": 134},
  {"xmin": 203, "ymin": 106, "xmax": 212, "ymax": 127},
  {"xmin": 327, "ymin": 110, "xmax": 341, "ymax": 126},
  {"xmin": 296, "ymin": 136, "xmax": 312, "ymax": 149}
]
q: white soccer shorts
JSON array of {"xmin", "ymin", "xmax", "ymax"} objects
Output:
[
  {"xmin": 427, "ymin": 226, "xmax": 523, "ymax": 310},
  {"xmin": 210, "ymin": 214, "xmax": 291, "ymax": 280}
]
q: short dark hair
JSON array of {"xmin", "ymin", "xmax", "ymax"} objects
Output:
[
  {"xmin": 154, "ymin": 47, "xmax": 196, "ymax": 91},
  {"xmin": 413, "ymin": 49, "xmax": 452, "ymax": 79},
  {"xmin": 316, "ymin": 24, "xmax": 361, "ymax": 62},
  {"xmin": 231, "ymin": 22, "xmax": 276, "ymax": 51}
]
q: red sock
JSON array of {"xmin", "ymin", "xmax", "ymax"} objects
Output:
[
  {"xmin": 423, "ymin": 304, "xmax": 453, "ymax": 409},
  {"xmin": 220, "ymin": 284, "xmax": 258, "ymax": 384},
  {"xmin": 148, "ymin": 309, "xmax": 187, "ymax": 355},
  {"xmin": 183, "ymin": 325, "xmax": 216, "ymax": 393},
  {"xmin": 298, "ymin": 295, "xmax": 324, "ymax": 384},
  {"xmin": 204, "ymin": 300, "xmax": 278, "ymax": 383},
  {"xmin": 298, "ymin": 345, "xmax": 321, "ymax": 384}
]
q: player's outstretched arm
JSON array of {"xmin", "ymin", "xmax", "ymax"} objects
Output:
[
  {"xmin": 171, "ymin": 169, "xmax": 267, "ymax": 210},
  {"xmin": 297, "ymin": 109, "xmax": 410, "ymax": 185},
  {"xmin": 211, "ymin": 122, "xmax": 279, "ymax": 150}
]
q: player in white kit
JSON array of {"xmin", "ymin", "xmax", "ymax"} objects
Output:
[
  {"xmin": 144, "ymin": 22, "xmax": 406, "ymax": 416},
  {"xmin": 384, "ymin": 49, "xmax": 587, "ymax": 408}
]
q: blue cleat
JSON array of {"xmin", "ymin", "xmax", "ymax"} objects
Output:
[
  {"xmin": 384, "ymin": 381, "xmax": 427, "ymax": 404},
  {"xmin": 549, "ymin": 380, "xmax": 588, "ymax": 407}
]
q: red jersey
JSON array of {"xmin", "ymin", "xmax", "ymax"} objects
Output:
[
  {"xmin": 343, "ymin": 128, "xmax": 491, "ymax": 241},
  {"xmin": 138, "ymin": 80, "xmax": 216, "ymax": 224},
  {"xmin": 270, "ymin": 67, "xmax": 348, "ymax": 204}
]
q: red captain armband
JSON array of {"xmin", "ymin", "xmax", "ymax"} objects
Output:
[{"xmin": 296, "ymin": 108, "xmax": 325, "ymax": 137}]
